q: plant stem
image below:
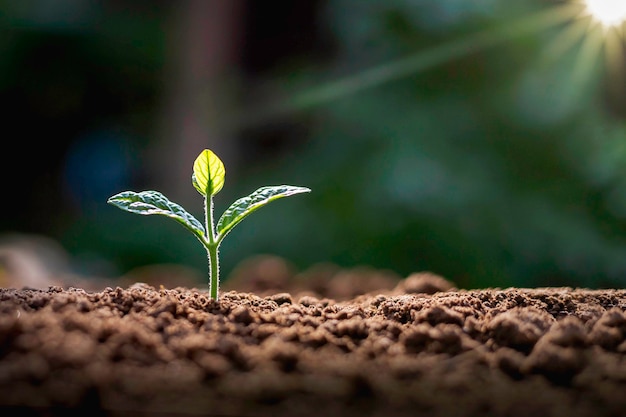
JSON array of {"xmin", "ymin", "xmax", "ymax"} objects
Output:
[
  {"xmin": 205, "ymin": 195, "xmax": 220, "ymax": 300},
  {"xmin": 208, "ymin": 244, "xmax": 220, "ymax": 300}
]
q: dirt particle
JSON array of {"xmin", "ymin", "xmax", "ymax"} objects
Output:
[
  {"xmin": 394, "ymin": 272, "xmax": 455, "ymax": 295},
  {"xmin": 412, "ymin": 305, "xmax": 465, "ymax": 326},
  {"xmin": 523, "ymin": 341, "xmax": 588, "ymax": 384},
  {"xmin": 298, "ymin": 295, "xmax": 320, "ymax": 307},
  {"xmin": 597, "ymin": 308, "xmax": 626, "ymax": 328},
  {"xmin": 335, "ymin": 318, "xmax": 369, "ymax": 340},
  {"xmin": 543, "ymin": 317, "xmax": 588, "ymax": 348},
  {"xmin": 230, "ymin": 305, "xmax": 255, "ymax": 325},
  {"xmin": 590, "ymin": 309, "xmax": 626, "ymax": 351},
  {"xmin": 147, "ymin": 297, "xmax": 178, "ymax": 318},
  {"xmin": 485, "ymin": 307, "xmax": 554, "ymax": 353},
  {"xmin": 493, "ymin": 347, "xmax": 525, "ymax": 379},
  {"xmin": 268, "ymin": 292, "xmax": 292, "ymax": 305},
  {"xmin": 193, "ymin": 351, "xmax": 231, "ymax": 377},
  {"xmin": 400, "ymin": 324, "xmax": 431, "ymax": 354}
]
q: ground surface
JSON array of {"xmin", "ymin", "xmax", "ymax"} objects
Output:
[{"xmin": 1, "ymin": 264, "xmax": 626, "ymax": 417}]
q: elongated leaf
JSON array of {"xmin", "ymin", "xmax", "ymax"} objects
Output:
[
  {"xmin": 216, "ymin": 185, "xmax": 310, "ymax": 243},
  {"xmin": 192, "ymin": 149, "xmax": 225, "ymax": 197},
  {"xmin": 107, "ymin": 191, "xmax": 206, "ymax": 241}
]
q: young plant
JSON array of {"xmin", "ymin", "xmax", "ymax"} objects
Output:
[{"xmin": 107, "ymin": 149, "xmax": 310, "ymax": 300}]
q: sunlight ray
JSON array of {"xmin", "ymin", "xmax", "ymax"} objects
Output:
[
  {"xmin": 539, "ymin": 16, "xmax": 592, "ymax": 66},
  {"xmin": 570, "ymin": 21, "xmax": 605, "ymax": 88},
  {"xmin": 604, "ymin": 27, "xmax": 624, "ymax": 68},
  {"xmin": 603, "ymin": 26, "xmax": 626, "ymax": 90},
  {"xmin": 231, "ymin": 3, "xmax": 583, "ymax": 131},
  {"xmin": 285, "ymin": 4, "xmax": 582, "ymax": 113}
]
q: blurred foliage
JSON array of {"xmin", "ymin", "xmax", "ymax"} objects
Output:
[
  {"xmin": 2, "ymin": 0, "xmax": 626, "ymax": 290},
  {"xmin": 227, "ymin": 0, "xmax": 626, "ymax": 289}
]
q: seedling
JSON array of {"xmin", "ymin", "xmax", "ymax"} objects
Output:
[{"xmin": 107, "ymin": 149, "xmax": 310, "ymax": 300}]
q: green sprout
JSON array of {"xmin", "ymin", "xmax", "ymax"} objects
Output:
[{"xmin": 107, "ymin": 149, "xmax": 310, "ymax": 300}]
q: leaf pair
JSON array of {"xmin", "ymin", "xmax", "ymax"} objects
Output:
[{"xmin": 108, "ymin": 150, "xmax": 310, "ymax": 245}]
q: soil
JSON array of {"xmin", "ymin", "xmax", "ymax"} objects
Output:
[{"xmin": 2, "ymin": 259, "xmax": 626, "ymax": 417}]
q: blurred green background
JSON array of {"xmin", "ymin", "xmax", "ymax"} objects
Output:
[{"xmin": 1, "ymin": 0, "xmax": 625, "ymax": 290}]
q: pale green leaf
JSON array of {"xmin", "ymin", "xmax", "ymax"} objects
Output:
[
  {"xmin": 216, "ymin": 185, "xmax": 310, "ymax": 244},
  {"xmin": 107, "ymin": 190, "xmax": 206, "ymax": 241},
  {"xmin": 192, "ymin": 149, "xmax": 225, "ymax": 197}
]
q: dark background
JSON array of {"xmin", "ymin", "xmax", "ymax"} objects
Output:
[{"xmin": 1, "ymin": 0, "xmax": 625, "ymax": 290}]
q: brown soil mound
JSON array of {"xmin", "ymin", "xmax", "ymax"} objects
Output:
[{"xmin": 1, "ymin": 270, "xmax": 626, "ymax": 417}]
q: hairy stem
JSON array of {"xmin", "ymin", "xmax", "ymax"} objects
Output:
[
  {"xmin": 205, "ymin": 195, "xmax": 220, "ymax": 300},
  {"xmin": 208, "ymin": 244, "xmax": 220, "ymax": 300}
]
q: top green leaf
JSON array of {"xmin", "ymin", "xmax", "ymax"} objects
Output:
[{"xmin": 192, "ymin": 149, "xmax": 225, "ymax": 197}]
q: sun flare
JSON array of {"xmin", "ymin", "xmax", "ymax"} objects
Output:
[
  {"xmin": 563, "ymin": 0, "xmax": 626, "ymax": 90},
  {"xmin": 583, "ymin": 0, "xmax": 626, "ymax": 27}
]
